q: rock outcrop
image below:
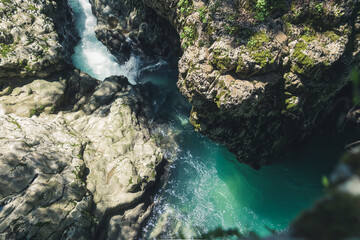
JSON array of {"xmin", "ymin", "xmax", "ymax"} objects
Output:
[
  {"xmin": 89, "ymin": 0, "xmax": 180, "ymax": 63},
  {"xmin": 0, "ymin": 0, "xmax": 78, "ymax": 79},
  {"xmin": 91, "ymin": 0, "xmax": 360, "ymax": 168},
  {"xmin": 0, "ymin": 72, "xmax": 164, "ymax": 239},
  {"xmin": 0, "ymin": 0, "xmax": 165, "ymax": 239},
  {"xmin": 262, "ymin": 146, "xmax": 360, "ymax": 240}
]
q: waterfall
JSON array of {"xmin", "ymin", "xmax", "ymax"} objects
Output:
[
  {"xmin": 68, "ymin": 0, "xmax": 139, "ymax": 83},
  {"xmin": 67, "ymin": 0, "xmax": 348, "ymax": 238}
]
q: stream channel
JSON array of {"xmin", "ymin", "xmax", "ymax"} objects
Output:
[{"xmin": 68, "ymin": 0, "xmax": 360, "ymax": 238}]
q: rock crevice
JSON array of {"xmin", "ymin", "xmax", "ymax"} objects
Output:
[
  {"xmin": 93, "ymin": 0, "xmax": 360, "ymax": 167},
  {"xmin": 0, "ymin": 0, "xmax": 166, "ymax": 239}
]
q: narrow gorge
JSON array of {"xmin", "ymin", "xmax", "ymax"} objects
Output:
[{"xmin": 1, "ymin": 0, "xmax": 360, "ymax": 240}]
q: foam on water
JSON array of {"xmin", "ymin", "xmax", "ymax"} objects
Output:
[
  {"xmin": 68, "ymin": 0, "xmax": 357, "ymax": 238},
  {"xmin": 138, "ymin": 66, "xmax": 358, "ymax": 238},
  {"xmin": 68, "ymin": 0, "xmax": 139, "ymax": 83}
]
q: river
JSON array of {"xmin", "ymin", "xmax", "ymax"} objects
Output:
[{"xmin": 68, "ymin": 0, "xmax": 358, "ymax": 238}]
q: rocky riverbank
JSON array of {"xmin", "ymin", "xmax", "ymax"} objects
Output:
[
  {"xmin": 91, "ymin": 0, "xmax": 360, "ymax": 168},
  {"xmin": 2, "ymin": 0, "xmax": 360, "ymax": 239},
  {"xmin": 0, "ymin": 0, "xmax": 165, "ymax": 239}
]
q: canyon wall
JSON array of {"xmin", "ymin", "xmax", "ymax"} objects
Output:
[{"xmin": 91, "ymin": 0, "xmax": 360, "ymax": 168}]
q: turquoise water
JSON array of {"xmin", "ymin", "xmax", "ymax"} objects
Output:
[
  {"xmin": 67, "ymin": 0, "xmax": 357, "ymax": 238},
  {"xmin": 139, "ymin": 67, "xmax": 352, "ymax": 238}
]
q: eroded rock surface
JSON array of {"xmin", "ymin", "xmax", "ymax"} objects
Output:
[
  {"xmin": 89, "ymin": 0, "xmax": 180, "ymax": 63},
  {"xmin": 0, "ymin": 113, "xmax": 94, "ymax": 240},
  {"xmin": 93, "ymin": 0, "xmax": 360, "ymax": 167},
  {"xmin": 0, "ymin": 0, "xmax": 164, "ymax": 239},
  {"xmin": 0, "ymin": 0, "xmax": 77, "ymax": 79},
  {"xmin": 0, "ymin": 72, "xmax": 164, "ymax": 240}
]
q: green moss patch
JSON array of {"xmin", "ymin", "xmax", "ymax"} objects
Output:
[
  {"xmin": 324, "ymin": 31, "xmax": 340, "ymax": 42},
  {"xmin": 246, "ymin": 31, "xmax": 270, "ymax": 50},
  {"xmin": 291, "ymin": 40, "xmax": 315, "ymax": 76},
  {"xmin": 210, "ymin": 48, "xmax": 232, "ymax": 72},
  {"xmin": 0, "ymin": 43, "xmax": 13, "ymax": 58}
]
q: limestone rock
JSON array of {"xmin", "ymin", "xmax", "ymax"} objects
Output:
[
  {"xmin": 0, "ymin": 70, "xmax": 164, "ymax": 239},
  {"xmin": 0, "ymin": 0, "xmax": 164, "ymax": 239},
  {"xmin": 0, "ymin": 114, "xmax": 94, "ymax": 240},
  {"xmin": 89, "ymin": 0, "xmax": 180, "ymax": 63},
  {"xmin": 102, "ymin": 0, "xmax": 360, "ymax": 167},
  {"xmin": 0, "ymin": 0, "xmax": 78, "ymax": 79}
]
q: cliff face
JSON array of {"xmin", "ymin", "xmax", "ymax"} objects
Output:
[
  {"xmin": 0, "ymin": 1, "xmax": 164, "ymax": 239},
  {"xmin": 92, "ymin": 0, "xmax": 360, "ymax": 168},
  {"xmin": 159, "ymin": 0, "xmax": 360, "ymax": 168},
  {"xmin": 89, "ymin": 0, "xmax": 180, "ymax": 63}
]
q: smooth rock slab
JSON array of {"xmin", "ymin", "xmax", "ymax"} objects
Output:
[{"xmin": 0, "ymin": 114, "xmax": 94, "ymax": 240}]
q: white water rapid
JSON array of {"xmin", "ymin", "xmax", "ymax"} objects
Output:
[
  {"xmin": 68, "ymin": 0, "xmax": 139, "ymax": 83},
  {"xmin": 67, "ymin": 0, "xmax": 354, "ymax": 238}
]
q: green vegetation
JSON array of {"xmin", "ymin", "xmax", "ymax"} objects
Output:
[
  {"xmin": 301, "ymin": 26, "xmax": 317, "ymax": 42},
  {"xmin": 8, "ymin": 116, "xmax": 21, "ymax": 130},
  {"xmin": 180, "ymin": 25, "xmax": 197, "ymax": 48},
  {"xmin": 245, "ymin": 31, "xmax": 274, "ymax": 69},
  {"xmin": 24, "ymin": 64, "xmax": 33, "ymax": 73},
  {"xmin": 177, "ymin": 0, "xmax": 193, "ymax": 16},
  {"xmin": 177, "ymin": 0, "xmax": 196, "ymax": 48},
  {"xmin": 30, "ymin": 14, "xmax": 36, "ymax": 24},
  {"xmin": 285, "ymin": 96, "xmax": 299, "ymax": 110},
  {"xmin": 251, "ymin": 49, "xmax": 273, "ymax": 68},
  {"xmin": 246, "ymin": 31, "xmax": 270, "ymax": 49},
  {"xmin": 39, "ymin": 38, "xmax": 49, "ymax": 51},
  {"xmin": 291, "ymin": 40, "xmax": 315, "ymax": 76},
  {"xmin": 210, "ymin": 48, "xmax": 231, "ymax": 72},
  {"xmin": 0, "ymin": 43, "xmax": 13, "ymax": 58},
  {"xmin": 29, "ymin": 106, "xmax": 45, "ymax": 117},
  {"xmin": 324, "ymin": 31, "xmax": 340, "ymax": 42},
  {"xmin": 321, "ymin": 175, "xmax": 330, "ymax": 188},
  {"xmin": 189, "ymin": 110, "xmax": 201, "ymax": 131},
  {"xmin": 27, "ymin": 4, "xmax": 37, "ymax": 11},
  {"xmin": 224, "ymin": 24, "xmax": 252, "ymax": 37},
  {"xmin": 197, "ymin": 7, "xmax": 208, "ymax": 24},
  {"xmin": 254, "ymin": 0, "xmax": 268, "ymax": 21},
  {"xmin": 215, "ymin": 90, "xmax": 228, "ymax": 108},
  {"xmin": 250, "ymin": 0, "xmax": 289, "ymax": 21},
  {"xmin": 315, "ymin": 3, "xmax": 323, "ymax": 13},
  {"xmin": 236, "ymin": 56, "xmax": 246, "ymax": 76}
]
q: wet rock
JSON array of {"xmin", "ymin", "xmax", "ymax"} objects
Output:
[
  {"xmin": 89, "ymin": 0, "xmax": 180, "ymax": 61},
  {"xmin": 107, "ymin": 203, "xmax": 153, "ymax": 240},
  {"xmin": 118, "ymin": 0, "xmax": 360, "ymax": 167}
]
